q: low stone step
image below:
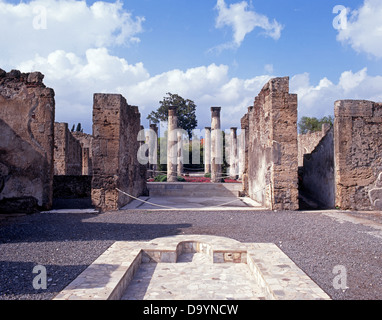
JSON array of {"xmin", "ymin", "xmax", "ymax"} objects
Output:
[{"xmin": 147, "ymin": 182, "xmax": 243, "ymax": 197}]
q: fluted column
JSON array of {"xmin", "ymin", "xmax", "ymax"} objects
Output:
[
  {"xmin": 167, "ymin": 106, "xmax": 178, "ymax": 182},
  {"xmin": 177, "ymin": 130, "xmax": 183, "ymax": 176},
  {"xmin": 229, "ymin": 127, "xmax": 238, "ymax": 179},
  {"xmin": 204, "ymin": 127, "xmax": 211, "ymax": 175},
  {"xmin": 149, "ymin": 123, "xmax": 158, "ymax": 176},
  {"xmin": 211, "ymin": 107, "xmax": 223, "ymax": 183}
]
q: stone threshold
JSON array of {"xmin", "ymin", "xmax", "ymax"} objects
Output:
[{"xmin": 53, "ymin": 235, "xmax": 330, "ymax": 300}]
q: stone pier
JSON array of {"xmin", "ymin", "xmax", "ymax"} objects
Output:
[
  {"xmin": 243, "ymin": 77, "xmax": 299, "ymax": 211},
  {"xmin": 229, "ymin": 127, "xmax": 238, "ymax": 180},
  {"xmin": 211, "ymin": 107, "xmax": 223, "ymax": 183},
  {"xmin": 91, "ymin": 93, "xmax": 147, "ymax": 212},
  {"xmin": 204, "ymin": 127, "xmax": 211, "ymax": 175},
  {"xmin": 167, "ymin": 106, "xmax": 178, "ymax": 182}
]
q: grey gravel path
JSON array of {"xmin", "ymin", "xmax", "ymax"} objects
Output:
[{"xmin": 0, "ymin": 209, "xmax": 381, "ymax": 300}]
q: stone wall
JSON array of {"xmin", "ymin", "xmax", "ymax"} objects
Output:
[
  {"xmin": 298, "ymin": 124, "xmax": 331, "ymax": 167},
  {"xmin": 334, "ymin": 100, "xmax": 382, "ymax": 210},
  {"xmin": 240, "ymin": 112, "xmax": 249, "ymax": 193},
  {"xmin": 0, "ymin": 69, "xmax": 55, "ymax": 212},
  {"xmin": 54, "ymin": 122, "xmax": 82, "ymax": 176},
  {"xmin": 300, "ymin": 127, "xmax": 335, "ymax": 209},
  {"xmin": 244, "ymin": 77, "xmax": 299, "ymax": 210},
  {"xmin": 72, "ymin": 131, "xmax": 93, "ymax": 175},
  {"xmin": 91, "ymin": 94, "xmax": 147, "ymax": 211}
]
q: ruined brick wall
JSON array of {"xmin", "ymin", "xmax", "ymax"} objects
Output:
[
  {"xmin": 54, "ymin": 122, "xmax": 82, "ymax": 176},
  {"xmin": 334, "ymin": 100, "xmax": 382, "ymax": 210},
  {"xmin": 301, "ymin": 127, "xmax": 335, "ymax": 209},
  {"xmin": 0, "ymin": 69, "xmax": 55, "ymax": 212},
  {"xmin": 240, "ymin": 111, "xmax": 249, "ymax": 193},
  {"xmin": 245, "ymin": 77, "xmax": 299, "ymax": 210},
  {"xmin": 91, "ymin": 94, "xmax": 147, "ymax": 211},
  {"xmin": 72, "ymin": 131, "xmax": 93, "ymax": 175},
  {"xmin": 298, "ymin": 124, "xmax": 331, "ymax": 167}
]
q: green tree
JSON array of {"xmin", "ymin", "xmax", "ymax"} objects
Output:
[
  {"xmin": 75, "ymin": 123, "xmax": 83, "ymax": 132},
  {"xmin": 147, "ymin": 92, "xmax": 197, "ymax": 139},
  {"xmin": 298, "ymin": 116, "xmax": 333, "ymax": 134}
]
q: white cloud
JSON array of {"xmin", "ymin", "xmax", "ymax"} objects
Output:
[
  {"xmin": 17, "ymin": 48, "xmax": 150, "ymax": 133},
  {"xmin": 16, "ymin": 47, "xmax": 272, "ymax": 132},
  {"xmin": 0, "ymin": 0, "xmax": 144, "ymax": 67},
  {"xmin": 291, "ymin": 68, "xmax": 382, "ymax": 119},
  {"xmin": 336, "ymin": 0, "xmax": 382, "ymax": 58},
  {"xmin": 214, "ymin": 0, "xmax": 283, "ymax": 50},
  {"xmin": 18, "ymin": 43, "xmax": 382, "ymax": 134}
]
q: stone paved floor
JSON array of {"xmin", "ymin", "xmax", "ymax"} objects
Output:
[
  {"xmin": 121, "ymin": 196, "xmax": 262, "ymax": 211},
  {"xmin": 121, "ymin": 252, "xmax": 266, "ymax": 300}
]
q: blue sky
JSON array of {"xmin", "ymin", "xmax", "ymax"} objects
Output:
[{"xmin": 1, "ymin": 0, "xmax": 382, "ymax": 133}]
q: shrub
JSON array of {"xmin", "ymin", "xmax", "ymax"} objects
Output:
[
  {"xmin": 153, "ymin": 174, "xmax": 186, "ymax": 182},
  {"xmin": 154, "ymin": 174, "xmax": 168, "ymax": 182}
]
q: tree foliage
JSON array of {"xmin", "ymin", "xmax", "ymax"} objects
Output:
[
  {"xmin": 71, "ymin": 123, "xmax": 83, "ymax": 133},
  {"xmin": 298, "ymin": 116, "xmax": 333, "ymax": 134},
  {"xmin": 147, "ymin": 92, "xmax": 197, "ymax": 138}
]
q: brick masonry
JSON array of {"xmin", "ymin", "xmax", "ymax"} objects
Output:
[
  {"xmin": 298, "ymin": 124, "xmax": 331, "ymax": 167},
  {"xmin": 243, "ymin": 77, "xmax": 299, "ymax": 211},
  {"xmin": 91, "ymin": 93, "xmax": 147, "ymax": 212},
  {"xmin": 300, "ymin": 127, "xmax": 335, "ymax": 209},
  {"xmin": 334, "ymin": 100, "xmax": 382, "ymax": 210},
  {"xmin": 0, "ymin": 69, "xmax": 55, "ymax": 212},
  {"xmin": 72, "ymin": 131, "xmax": 93, "ymax": 175},
  {"xmin": 54, "ymin": 122, "xmax": 82, "ymax": 176}
]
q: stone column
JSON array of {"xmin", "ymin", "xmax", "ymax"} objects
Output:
[
  {"xmin": 238, "ymin": 124, "xmax": 246, "ymax": 181},
  {"xmin": 204, "ymin": 127, "xmax": 211, "ymax": 175},
  {"xmin": 167, "ymin": 106, "xmax": 178, "ymax": 182},
  {"xmin": 211, "ymin": 107, "xmax": 223, "ymax": 183},
  {"xmin": 177, "ymin": 130, "xmax": 183, "ymax": 176},
  {"xmin": 143, "ymin": 125, "xmax": 150, "ymax": 171},
  {"xmin": 149, "ymin": 123, "xmax": 158, "ymax": 176},
  {"xmin": 229, "ymin": 127, "xmax": 238, "ymax": 180}
]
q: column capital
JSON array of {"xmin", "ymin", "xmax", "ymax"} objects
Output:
[
  {"xmin": 168, "ymin": 105, "xmax": 178, "ymax": 116},
  {"xmin": 211, "ymin": 106, "xmax": 221, "ymax": 115}
]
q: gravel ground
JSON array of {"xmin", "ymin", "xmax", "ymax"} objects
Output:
[{"xmin": 0, "ymin": 209, "xmax": 381, "ymax": 300}]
